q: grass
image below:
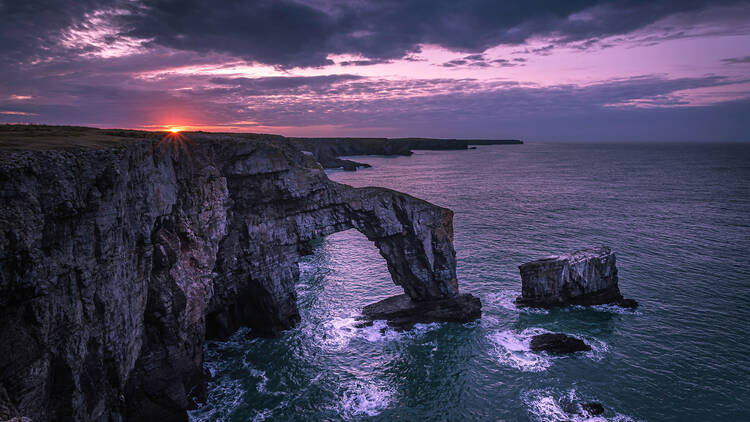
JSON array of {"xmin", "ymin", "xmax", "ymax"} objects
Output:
[
  {"xmin": 0, "ymin": 124, "xmax": 166, "ymax": 151},
  {"xmin": 0, "ymin": 124, "xmax": 284, "ymax": 151}
]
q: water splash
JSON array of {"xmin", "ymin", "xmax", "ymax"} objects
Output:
[
  {"xmin": 488, "ymin": 327, "xmax": 554, "ymax": 372},
  {"xmin": 522, "ymin": 388, "xmax": 640, "ymax": 422},
  {"xmin": 319, "ymin": 316, "xmax": 441, "ymax": 350},
  {"xmin": 487, "ymin": 290, "xmax": 550, "ymax": 315},
  {"xmin": 336, "ymin": 379, "xmax": 394, "ymax": 418},
  {"xmin": 488, "ymin": 328, "xmax": 609, "ymax": 371}
]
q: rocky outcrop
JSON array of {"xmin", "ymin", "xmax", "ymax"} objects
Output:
[
  {"xmin": 0, "ymin": 131, "xmax": 477, "ymax": 421},
  {"xmin": 359, "ymin": 293, "xmax": 481, "ymax": 330},
  {"xmin": 515, "ymin": 247, "xmax": 637, "ymax": 308},
  {"xmin": 530, "ymin": 333, "xmax": 591, "ymax": 353},
  {"xmin": 579, "ymin": 402, "xmax": 605, "ymax": 416}
]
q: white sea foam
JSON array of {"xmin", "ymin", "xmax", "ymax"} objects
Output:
[
  {"xmin": 487, "ymin": 290, "xmax": 642, "ymax": 316},
  {"xmin": 361, "ymin": 319, "xmax": 394, "ymax": 342},
  {"xmin": 250, "ymin": 368, "xmax": 269, "ymax": 393},
  {"xmin": 251, "ymin": 409, "xmax": 272, "ymax": 422},
  {"xmin": 188, "ymin": 378, "xmax": 246, "ymax": 422},
  {"xmin": 523, "ymin": 388, "xmax": 640, "ymax": 422},
  {"xmin": 581, "ymin": 336, "xmax": 610, "ymax": 362},
  {"xmin": 488, "ymin": 327, "xmax": 553, "ymax": 372},
  {"xmin": 337, "ymin": 380, "xmax": 394, "ymax": 418},
  {"xmin": 584, "ymin": 304, "xmax": 642, "ymax": 316},
  {"xmin": 320, "ymin": 316, "xmax": 440, "ymax": 349},
  {"xmin": 321, "ymin": 316, "xmax": 360, "ymax": 349},
  {"xmin": 489, "ymin": 328, "xmax": 609, "ymax": 371},
  {"xmin": 487, "ymin": 290, "xmax": 550, "ymax": 314}
]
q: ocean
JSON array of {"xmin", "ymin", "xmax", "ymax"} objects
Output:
[{"xmin": 190, "ymin": 142, "xmax": 750, "ymax": 421}]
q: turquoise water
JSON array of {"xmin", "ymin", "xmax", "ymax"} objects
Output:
[{"xmin": 191, "ymin": 143, "xmax": 750, "ymax": 421}]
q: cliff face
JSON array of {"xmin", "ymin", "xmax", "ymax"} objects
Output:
[{"xmin": 0, "ymin": 134, "xmax": 465, "ymax": 421}]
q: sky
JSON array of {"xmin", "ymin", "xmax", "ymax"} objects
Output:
[{"xmin": 1, "ymin": 0, "xmax": 749, "ymax": 141}]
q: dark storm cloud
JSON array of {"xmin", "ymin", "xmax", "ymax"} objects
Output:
[
  {"xmin": 339, "ymin": 59, "xmax": 392, "ymax": 66},
  {"xmin": 128, "ymin": 0, "xmax": 750, "ymax": 67},
  {"xmin": 0, "ymin": 0, "xmax": 104, "ymax": 60},
  {"xmin": 722, "ymin": 55, "xmax": 750, "ymax": 64},
  {"xmin": 3, "ymin": 0, "xmax": 749, "ymax": 69}
]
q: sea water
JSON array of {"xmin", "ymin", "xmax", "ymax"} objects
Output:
[{"xmin": 190, "ymin": 142, "xmax": 750, "ymax": 421}]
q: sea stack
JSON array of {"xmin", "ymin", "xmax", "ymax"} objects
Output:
[{"xmin": 515, "ymin": 247, "xmax": 637, "ymax": 308}]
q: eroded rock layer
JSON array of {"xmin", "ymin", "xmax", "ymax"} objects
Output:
[{"xmin": 0, "ymin": 134, "xmax": 470, "ymax": 421}]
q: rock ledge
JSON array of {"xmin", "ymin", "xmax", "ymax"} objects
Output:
[{"xmin": 360, "ymin": 293, "xmax": 482, "ymax": 330}]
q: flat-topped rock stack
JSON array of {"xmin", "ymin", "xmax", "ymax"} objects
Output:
[{"xmin": 515, "ymin": 247, "xmax": 638, "ymax": 308}]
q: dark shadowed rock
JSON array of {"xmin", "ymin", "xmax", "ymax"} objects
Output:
[
  {"xmin": 581, "ymin": 402, "xmax": 605, "ymax": 416},
  {"xmin": 617, "ymin": 298, "xmax": 639, "ymax": 308},
  {"xmin": 0, "ymin": 128, "xmax": 477, "ymax": 421},
  {"xmin": 529, "ymin": 333, "xmax": 592, "ymax": 353},
  {"xmin": 515, "ymin": 247, "xmax": 638, "ymax": 308},
  {"xmin": 360, "ymin": 293, "xmax": 481, "ymax": 330}
]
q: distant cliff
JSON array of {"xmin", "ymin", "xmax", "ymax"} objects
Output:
[
  {"xmin": 0, "ymin": 127, "xmax": 477, "ymax": 421},
  {"xmin": 289, "ymin": 137, "xmax": 522, "ymax": 170}
]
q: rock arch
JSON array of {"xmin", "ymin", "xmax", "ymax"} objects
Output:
[{"xmin": 205, "ymin": 181, "xmax": 464, "ymax": 338}]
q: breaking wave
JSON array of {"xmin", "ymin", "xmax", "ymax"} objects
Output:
[
  {"xmin": 334, "ymin": 379, "xmax": 394, "ymax": 419},
  {"xmin": 488, "ymin": 328, "xmax": 609, "ymax": 371},
  {"xmin": 523, "ymin": 388, "xmax": 640, "ymax": 422}
]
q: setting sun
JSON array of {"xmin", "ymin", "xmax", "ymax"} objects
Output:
[{"xmin": 170, "ymin": 128, "xmax": 181, "ymax": 133}]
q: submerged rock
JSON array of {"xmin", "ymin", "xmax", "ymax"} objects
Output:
[
  {"xmin": 515, "ymin": 247, "xmax": 638, "ymax": 308},
  {"xmin": 360, "ymin": 293, "xmax": 482, "ymax": 330},
  {"xmin": 529, "ymin": 333, "xmax": 592, "ymax": 353},
  {"xmin": 580, "ymin": 402, "xmax": 605, "ymax": 416},
  {"xmin": 561, "ymin": 400, "xmax": 606, "ymax": 417}
]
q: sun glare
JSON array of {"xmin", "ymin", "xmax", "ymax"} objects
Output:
[{"xmin": 170, "ymin": 128, "xmax": 181, "ymax": 133}]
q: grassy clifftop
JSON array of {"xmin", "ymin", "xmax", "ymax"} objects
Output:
[{"xmin": 0, "ymin": 125, "xmax": 162, "ymax": 150}]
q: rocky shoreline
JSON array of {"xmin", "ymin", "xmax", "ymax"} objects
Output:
[
  {"xmin": 0, "ymin": 127, "xmax": 482, "ymax": 421},
  {"xmin": 289, "ymin": 136, "xmax": 522, "ymax": 170}
]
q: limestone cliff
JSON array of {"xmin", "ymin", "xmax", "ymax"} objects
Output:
[{"xmin": 0, "ymin": 132, "xmax": 476, "ymax": 421}]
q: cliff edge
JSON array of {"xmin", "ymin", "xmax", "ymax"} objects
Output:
[{"xmin": 0, "ymin": 128, "xmax": 478, "ymax": 421}]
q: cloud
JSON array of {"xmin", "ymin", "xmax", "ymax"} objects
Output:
[
  {"xmin": 722, "ymin": 55, "xmax": 750, "ymax": 64},
  {"xmin": 208, "ymin": 74, "xmax": 364, "ymax": 95},
  {"xmin": 3, "ymin": 69, "xmax": 744, "ymax": 140},
  {"xmin": 1, "ymin": 0, "xmax": 749, "ymax": 141},
  {"xmin": 339, "ymin": 58, "xmax": 392, "ymax": 66},
  {"xmin": 441, "ymin": 54, "xmax": 520, "ymax": 68},
  {"xmin": 3, "ymin": 0, "xmax": 749, "ymax": 69}
]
